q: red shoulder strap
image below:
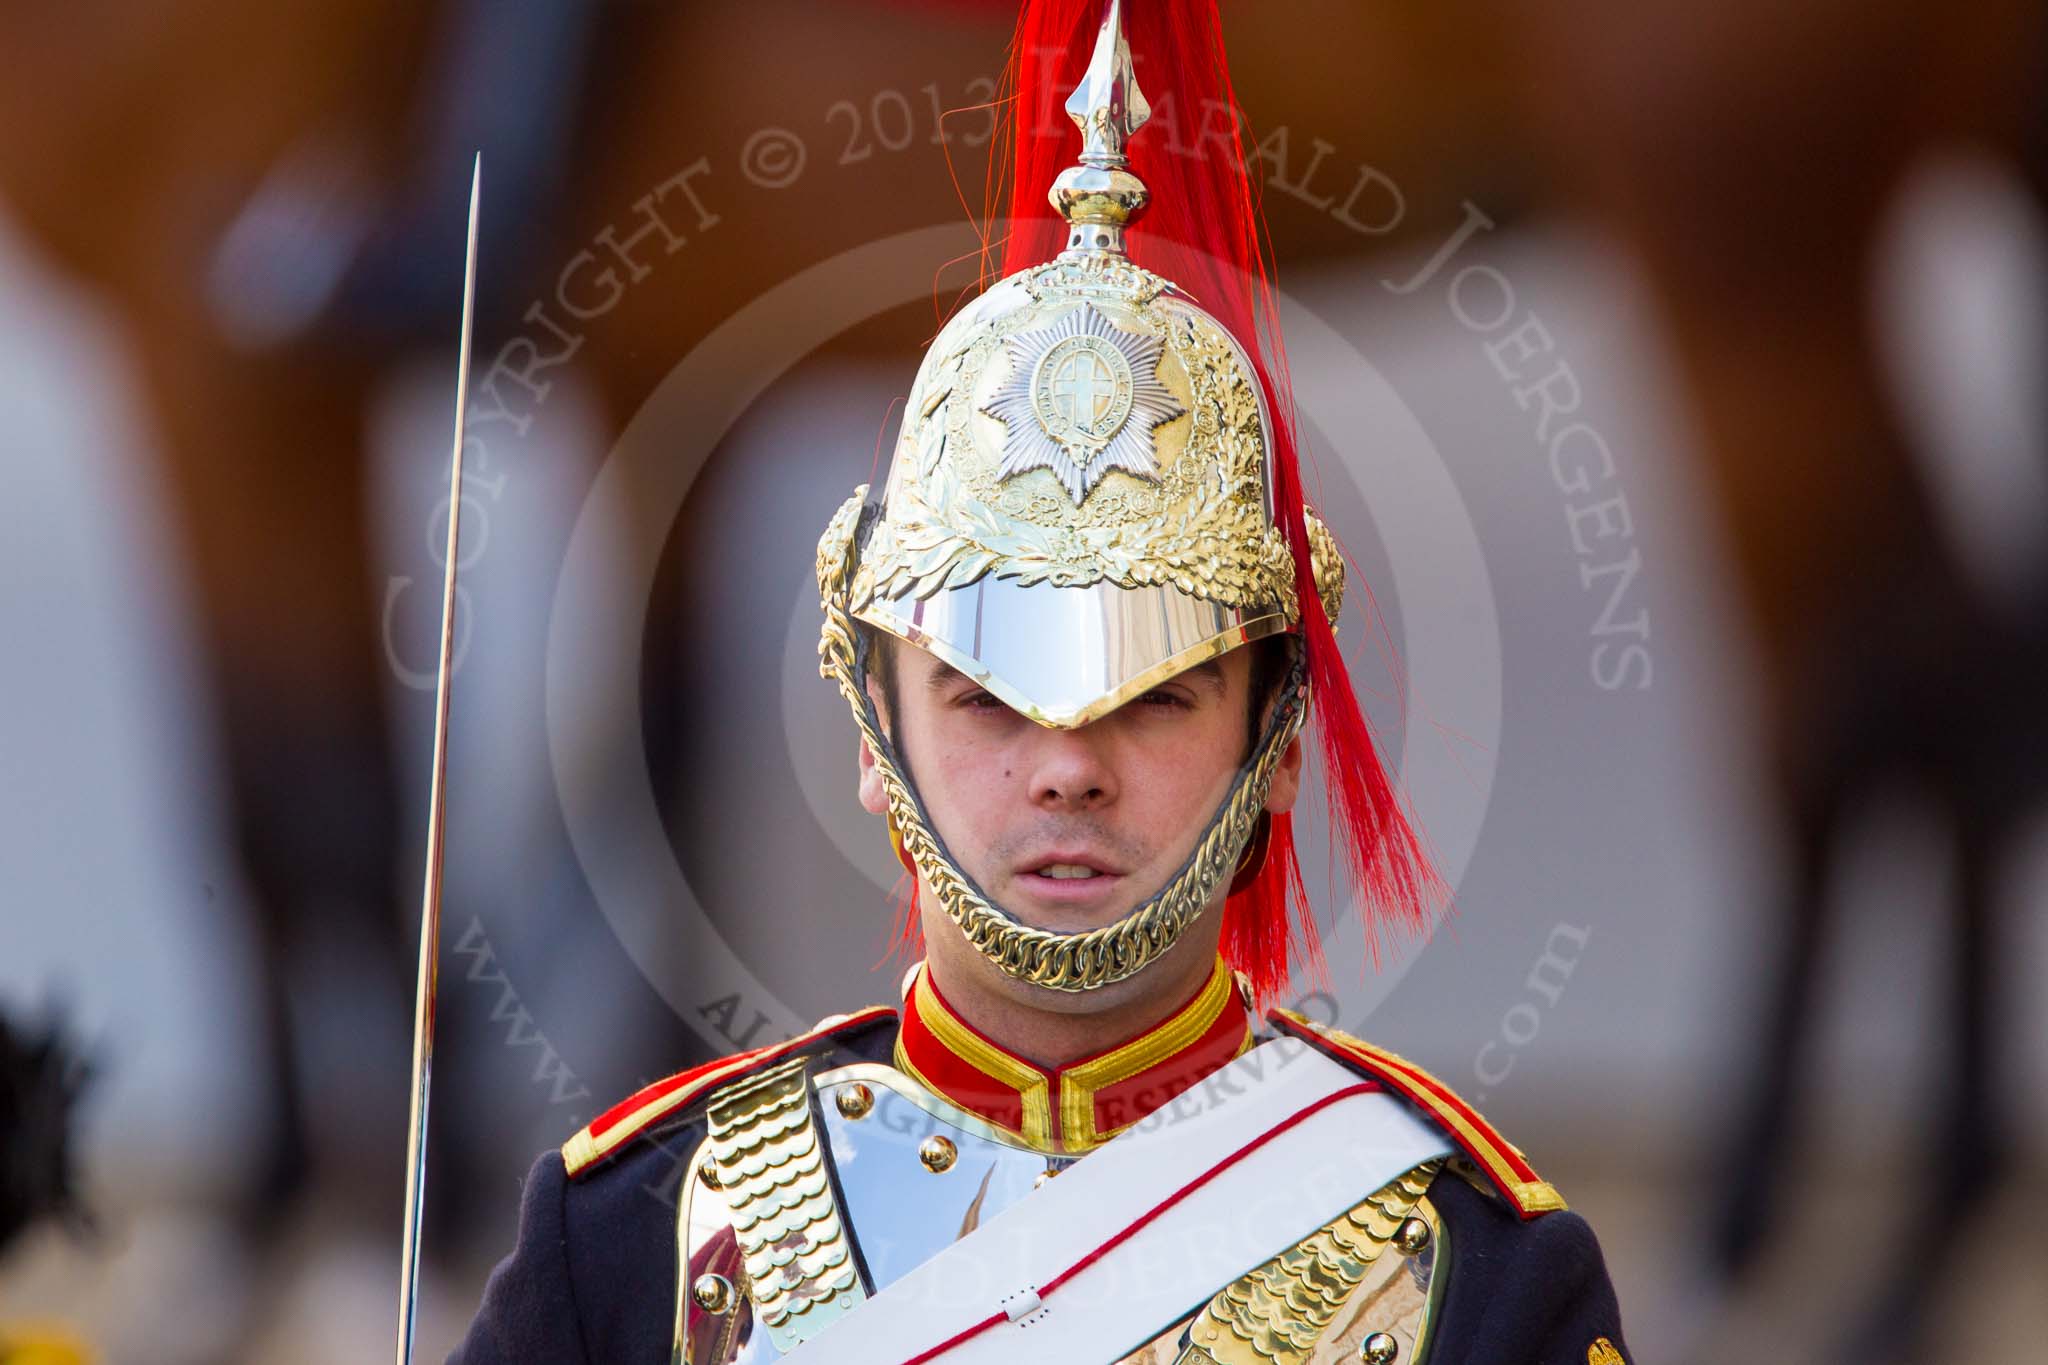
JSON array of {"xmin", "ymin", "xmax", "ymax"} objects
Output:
[
  {"xmin": 560, "ymin": 1005, "xmax": 896, "ymax": 1178},
  {"xmin": 1268, "ymin": 1009, "xmax": 1566, "ymax": 1220}
]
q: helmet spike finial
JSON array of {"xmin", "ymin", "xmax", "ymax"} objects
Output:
[{"xmin": 1050, "ymin": 0, "xmax": 1151, "ymax": 256}]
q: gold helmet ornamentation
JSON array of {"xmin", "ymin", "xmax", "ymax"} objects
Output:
[{"xmin": 819, "ymin": 0, "xmax": 1436, "ymax": 999}]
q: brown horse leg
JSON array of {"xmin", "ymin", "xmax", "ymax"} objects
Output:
[
  {"xmin": 1939, "ymin": 811, "xmax": 2011, "ymax": 1205},
  {"xmin": 1706, "ymin": 737, "xmax": 1870, "ymax": 1285},
  {"xmin": 130, "ymin": 314, "xmax": 409, "ymax": 1238},
  {"xmin": 1826, "ymin": 806, "xmax": 2014, "ymax": 1365}
]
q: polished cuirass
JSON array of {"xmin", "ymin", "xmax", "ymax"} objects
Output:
[{"xmin": 674, "ymin": 1048, "xmax": 1453, "ymax": 1365}]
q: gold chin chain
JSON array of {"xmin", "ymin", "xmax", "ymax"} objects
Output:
[{"xmin": 818, "ymin": 493, "xmax": 1307, "ymax": 994}]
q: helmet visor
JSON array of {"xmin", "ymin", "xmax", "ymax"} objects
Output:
[{"xmin": 857, "ymin": 576, "xmax": 1288, "ymax": 729}]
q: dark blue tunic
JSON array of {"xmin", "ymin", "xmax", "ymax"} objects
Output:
[{"xmin": 451, "ymin": 1019, "xmax": 1629, "ymax": 1364}]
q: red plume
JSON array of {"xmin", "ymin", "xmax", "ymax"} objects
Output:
[{"xmin": 988, "ymin": 0, "xmax": 1449, "ymax": 1002}]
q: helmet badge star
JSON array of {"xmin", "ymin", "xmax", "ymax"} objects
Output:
[{"xmin": 982, "ymin": 303, "xmax": 1183, "ymax": 503}]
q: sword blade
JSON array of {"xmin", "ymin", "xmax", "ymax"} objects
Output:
[{"xmin": 395, "ymin": 152, "xmax": 481, "ymax": 1365}]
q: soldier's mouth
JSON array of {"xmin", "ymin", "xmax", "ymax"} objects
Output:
[
  {"xmin": 1013, "ymin": 857, "xmax": 1129, "ymax": 914},
  {"xmin": 1034, "ymin": 863, "xmax": 1102, "ymax": 880}
]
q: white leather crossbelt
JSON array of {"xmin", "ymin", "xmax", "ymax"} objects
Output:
[{"xmin": 781, "ymin": 1038, "xmax": 1454, "ymax": 1365}]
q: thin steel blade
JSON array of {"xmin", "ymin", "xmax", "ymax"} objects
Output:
[{"xmin": 395, "ymin": 152, "xmax": 481, "ymax": 1365}]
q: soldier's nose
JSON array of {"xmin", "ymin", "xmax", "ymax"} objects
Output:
[{"xmin": 1027, "ymin": 730, "xmax": 1119, "ymax": 810}]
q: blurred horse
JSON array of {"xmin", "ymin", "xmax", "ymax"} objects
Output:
[
  {"xmin": 0, "ymin": 0, "xmax": 442, "ymax": 1245},
  {"xmin": 1491, "ymin": 1, "xmax": 2048, "ymax": 1358}
]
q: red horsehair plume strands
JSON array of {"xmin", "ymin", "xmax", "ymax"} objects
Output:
[{"xmin": 987, "ymin": 0, "xmax": 1450, "ymax": 999}]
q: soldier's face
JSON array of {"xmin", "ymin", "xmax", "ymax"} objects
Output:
[{"xmin": 859, "ymin": 643, "xmax": 1302, "ymax": 941}]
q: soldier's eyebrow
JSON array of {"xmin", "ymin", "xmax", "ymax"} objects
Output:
[
  {"xmin": 1180, "ymin": 660, "xmax": 1228, "ymax": 695},
  {"xmin": 924, "ymin": 661, "xmax": 980, "ymax": 694}
]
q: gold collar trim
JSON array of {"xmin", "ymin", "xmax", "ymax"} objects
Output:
[{"xmin": 893, "ymin": 957, "xmax": 1252, "ymax": 1154}]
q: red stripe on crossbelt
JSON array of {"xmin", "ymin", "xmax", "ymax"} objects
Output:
[{"xmin": 898, "ymin": 1081, "xmax": 1380, "ymax": 1365}]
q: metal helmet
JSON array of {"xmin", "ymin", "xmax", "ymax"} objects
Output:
[{"xmin": 819, "ymin": 0, "xmax": 1433, "ymax": 999}]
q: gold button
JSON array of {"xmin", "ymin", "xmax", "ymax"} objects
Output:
[
  {"xmin": 1360, "ymin": 1332, "xmax": 1399, "ymax": 1363},
  {"xmin": 692, "ymin": 1273, "xmax": 735, "ymax": 1315},
  {"xmin": 697, "ymin": 1162, "xmax": 721, "ymax": 1190},
  {"xmin": 918, "ymin": 1135, "xmax": 958, "ymax": 1173},
  {"xmin": 835, "ymin": 1083, "xmax": 876, "ymax": 1120},
  {"xmin": 1394, "ymin": 1215, "xmax": 1431, "ymax": 1255}
]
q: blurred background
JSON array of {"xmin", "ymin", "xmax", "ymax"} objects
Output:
[{"xmin": 2, "ymin": 1, "xmax": 2045, "ymax": 1361}]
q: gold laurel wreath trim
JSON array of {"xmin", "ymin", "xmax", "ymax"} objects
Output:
[{"xmin": 853, "ymin": 312, "xmax": 1305, "ymax": 621}]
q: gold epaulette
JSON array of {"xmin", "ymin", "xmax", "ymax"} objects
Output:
[
  {"xmin": 560, "ymin": 1006, "xmax": 895, "ymax": 1179},
  {"xmin": 704, "ymin": 1057, "xmax": 866, "ymax": 1348},
  {"xmin": 1268, "ymin": 1009, "xmax": 1567, "ymax": 1220}
]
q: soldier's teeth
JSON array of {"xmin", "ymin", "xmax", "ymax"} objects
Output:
[{"xmin": 1038, "ymin": 864, "xmax": 1099, "ymax": 880}]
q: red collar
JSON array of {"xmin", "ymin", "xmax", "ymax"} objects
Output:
[{"xmin": 894, "ymin": 957, "xmax": 1254, "ymax": 1153}]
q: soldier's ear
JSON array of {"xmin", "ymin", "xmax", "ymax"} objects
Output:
[
  {"xmin": 1262, "ymin": 736, "xmax": 1304, "ymax": 817},
  {"xmin": 857, "ymin": 737, "xmax": 888, "ymax": 816}
]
